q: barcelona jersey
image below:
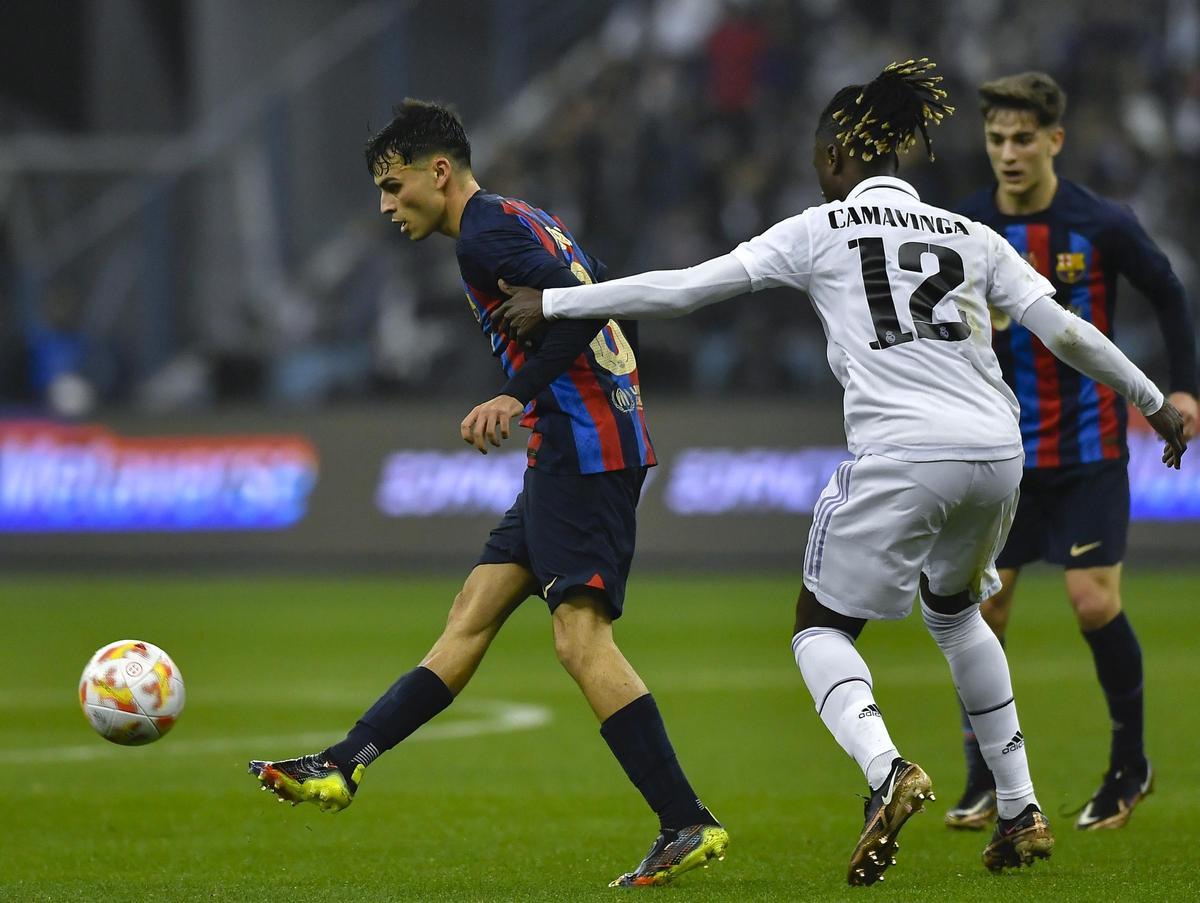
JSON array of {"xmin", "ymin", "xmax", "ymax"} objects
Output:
[
  {"xmin": 456, "ymin": 192, "xmax": 655, "ymax": 475},
  {"xmin": 957, "ymin": 179, "xmax": 1194, "ymax": 469}
]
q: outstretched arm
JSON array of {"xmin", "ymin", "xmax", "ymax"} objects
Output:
[
  {"xmin": 496, "ymin": 254, "xmax": 752, "ymax": 339},
  {"xmin": 1019, "ymin": 296, "xmax": 1187, "ymax": 467}
]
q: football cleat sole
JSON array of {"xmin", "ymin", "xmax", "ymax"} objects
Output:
[
  {"xmin": 848, "ymin": 763, "xmax": 934, "ymax": 886},
  {"xmin": 249, "ymin": 759, "xmax": 363, "ymax": 813}
]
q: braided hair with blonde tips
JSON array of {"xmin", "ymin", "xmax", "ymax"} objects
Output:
[{"xmin": 817, "ymin": 58, "xmax": 956, "ymax": 164}]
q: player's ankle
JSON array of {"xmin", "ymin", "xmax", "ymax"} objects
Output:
[{"xmin": 320, "ymin": 746, "xmax": 365, "ymax": 785}]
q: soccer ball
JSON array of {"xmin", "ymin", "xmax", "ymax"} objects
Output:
[{"xmin": 79, "ymin": 640, "xmax": 186, "ymax": 745}]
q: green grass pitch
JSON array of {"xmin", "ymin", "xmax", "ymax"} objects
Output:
[{"xmin": 4, "ymin": 570, "xmax": 1198, "ymax": 902}]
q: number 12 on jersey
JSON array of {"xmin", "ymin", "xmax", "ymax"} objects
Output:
[{"xmin": 850, "ymin": 237, "xmax": 972, "ymax": 350}]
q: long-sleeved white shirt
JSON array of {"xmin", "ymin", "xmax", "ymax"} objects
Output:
[{"xmin": 543, "ymin": 176, "xmax": 1162, "ymax": 460}]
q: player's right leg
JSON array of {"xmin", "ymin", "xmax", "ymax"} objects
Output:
[{"xmin": 249, "ymin": 562, "xmax": 534, "ymax": 810}]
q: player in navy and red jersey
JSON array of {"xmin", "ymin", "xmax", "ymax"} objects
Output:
[
  {"xmin": 248, "ymin": 100, "xmax": 727, "ymax": 888},
  {"xmin": 944, "ymin": 72, "xmax": 1199, "ymax": 832},
  {"xmin": 456, "ymin": 192, "xmax": 655, "ymax": 475}
]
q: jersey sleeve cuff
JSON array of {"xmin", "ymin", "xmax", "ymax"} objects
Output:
[
  {"xmin": 1138, "ymin": 386, "xmax": 1165, "ymax": 417},
  {"xmin": 543, "ymin": 287, "xmax": 563, "ymax": 320}
]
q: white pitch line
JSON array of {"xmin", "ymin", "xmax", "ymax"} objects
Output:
[{"xmin": 0, "ymin": 698, "xmax": 551, "ymax": 765}]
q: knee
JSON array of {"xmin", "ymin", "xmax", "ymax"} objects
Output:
[
  {"xmin": 1066, "ymin": 577, "xmax": 1120, "ymax": 631},
  {"xmin": 552, "ymin": 605, "xmax": 609, "ymax": 676},
  {"xmin": 979, "ymin": 577, "xmax": 1017, "ymax": 635},
  {"xmin": 979, "ymin": 595, "xmax": 1010, "ymax": 636},
  {"xmin": 793, "ymin": 586, "xmax": 865, "ymax": 639},
  {"xmin": 922, "ymin": 600, "xmax": 990, "ymax": 656}
]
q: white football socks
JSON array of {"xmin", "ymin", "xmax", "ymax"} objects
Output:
[
  {"xmin": 921, "ymin": 598, "xmax": 1038, "ymax": 819},
  {"xmin": 792, "ymin": 627, "xmax": 899, "ymax": 790}
]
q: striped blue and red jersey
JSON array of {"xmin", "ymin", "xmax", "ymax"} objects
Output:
[
  {"xmin": 456, "ymin": 191, "xmax": 655, "ymax": 475},
  {"xmin": 957, "ymin": 179, "xmax": 1196, "ymax": 469}
]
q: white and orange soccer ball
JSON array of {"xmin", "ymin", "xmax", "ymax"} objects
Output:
[{"xmin": 79, "ymin": 640, "xmax": 186, "ymax": 745}]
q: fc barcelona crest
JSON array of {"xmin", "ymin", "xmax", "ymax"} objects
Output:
[{"xmin": 1055, "ymin": 251, "xmax": 1086, "ymax": 284}]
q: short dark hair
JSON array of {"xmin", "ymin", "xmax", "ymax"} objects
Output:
[
  {"xmin": 978, "ymin": 72, "xmax": 1066, "ymax": 127},
  {"xmin": 365, "ymin": 99, "xmax": 471, "ymax": 177},
  {"xmin": 816, "ymin": 58, "xmax": 955, "ymax": 163}
]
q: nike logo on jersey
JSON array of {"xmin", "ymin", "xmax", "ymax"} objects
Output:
[
  {"xmin": 543, "ymin": 576, "xmax": 559, "ymax": 596},
  {"xmin": 1069, "ymin": 541, "xmax": 1103, "ymax": 557}
]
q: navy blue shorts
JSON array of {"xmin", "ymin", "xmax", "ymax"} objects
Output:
[
  {"xmin": 996, "ymin": 460, "xmax": 1129, "ymax": 570},
  {"xmin": 477, "ymin": 466, "xmax": 647, "ymax": 619}
]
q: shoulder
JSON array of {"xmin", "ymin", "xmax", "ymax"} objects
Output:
[
  {"xmin": 458, "ymin": 192, "xmax": 518, "ymax": 240},
  {"xmin": 1056, "ymin": 179, "xmax": 1139, "ymax": 232},
  {"xmin": 784, "ymin": 202, "xmax": 840, "ymax": 238},
  {"xmin": 457, "ymin": 193, "xmax": 540, "ymax": 257},
  {"xmin": 742, "ymin": 205, "xmax": 822, "ymax": 254}
]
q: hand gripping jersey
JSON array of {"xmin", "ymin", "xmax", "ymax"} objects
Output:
[
  {"xmin": 730, "ymin": 176, "xmax": 1054, "ymax": 462},
  {"xmin": 956, "ymin": 179, "xmax": 1196, "ymax": 468},
  {"xmin": 456, "ymin": 192, "xmax": 655, "ymax": 474}
]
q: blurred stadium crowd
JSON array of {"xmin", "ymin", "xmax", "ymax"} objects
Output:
[{"xmin": 2, "ymin": 0, "xmax": 1198, "ymax": 413}]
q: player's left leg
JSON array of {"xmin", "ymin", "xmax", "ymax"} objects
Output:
[
  {"xmin": 1054, "ymin": 461, "xmax": 1151, "ymax": 828},
  {"xmin": 791, "ymin": 587, "xmax": 932, "ymax": 887},
  {"xmin": 1065, "ymin": 563, "xmax": 1153, "ymax": 829},
  {"xmin": 793, "ymin": 455, "xmax": 954, "ymax": 885},
  {"xmin": 551, "ymin": 588, "xmax": 727, "ymax": 887},
  {"xmin": 528, "ymin": 465, "xmax": 726, "ymax": 886}
]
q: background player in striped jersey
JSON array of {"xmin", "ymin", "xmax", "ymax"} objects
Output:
[
  {"xmin": 248, "ymin": 100, "xmax": 728, "ymax": 888},
  {"xmin": 943, "ymin": 73, "xmax": 1199, "ymax": 833},
  {"xmin": 495, "ymin": 59, "xmax": 1188, "ymax": 885}
]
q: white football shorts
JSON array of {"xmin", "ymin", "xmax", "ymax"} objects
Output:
[{"xmin": 802, "ymin": 454, "xmax": 1023, "ymax": 620}]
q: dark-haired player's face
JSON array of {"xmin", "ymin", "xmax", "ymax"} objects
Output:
[
  {"xmin": 375, "ymin": 153, "xmax": 447, "ymax": 241},
  {"xmin": 984, "ymin": 109, "xmax": 1063, "ymax": 201}
]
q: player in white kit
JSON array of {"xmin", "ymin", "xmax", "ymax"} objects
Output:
[{"xmin": 494, "ymin": 60, "xmax": 1188, "ymax": 885}]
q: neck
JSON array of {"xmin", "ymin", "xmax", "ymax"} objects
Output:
[
  {"xmin": 441, "ymin": 175, "xmax": 483, "ymax": 238},
  {"xmin": 996, "ymin": 172, "xmax": 1057, "ymax": 216}
]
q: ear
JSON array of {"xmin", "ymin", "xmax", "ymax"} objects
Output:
[
  {"xmin": 827, "ymin": 143, "xmax": 844, "ymax": 174},
  {"xmin": 431, "ymin": 156, "xmax": 453, "ymax": 188},
  {"xmin": 1047, "ymin": 126, "xmax": 1065, "ymax": 158}
]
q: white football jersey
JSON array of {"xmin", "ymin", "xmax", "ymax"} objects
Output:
[{"xmin": 730, "ymin": 176, "xmax": 1055, "ymax": 462}]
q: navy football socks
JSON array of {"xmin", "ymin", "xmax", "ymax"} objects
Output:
[
  {"xmin": 1082, "ymin": 612, "xmax": 1146, "ymax": 773},
  {"xmin": 600, "ymin": 693, "xmax": 718, "ymax": 832},
  {"xmin": 324, "ymin": 666, "xmax": 454, "ymax": 781}
]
